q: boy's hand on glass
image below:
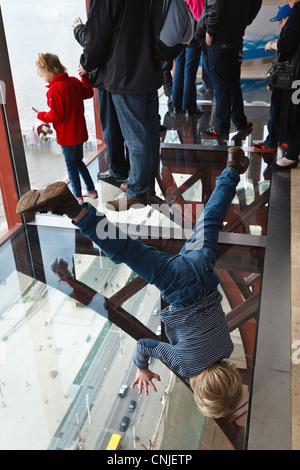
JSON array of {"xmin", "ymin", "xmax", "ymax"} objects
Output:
[{"xmin": 131, "ymin": 368, "xmax": 161, "ymax": 396}]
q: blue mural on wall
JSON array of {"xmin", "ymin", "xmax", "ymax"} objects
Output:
[
  {"xmin": 198, "ymin": 4, "xmax": 284, "ymax": 67},
  {"xmin": 243, "ymin": 36, "xmax": 276, "ymax": 60},
  {"xmin": 243, "ymin": 3, "xmax": 285, "ymax": 60}
]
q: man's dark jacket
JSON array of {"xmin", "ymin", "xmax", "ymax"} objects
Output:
[
  {"xmin": 196, "ymin": 0, "xmax": 262, "ymax": 42},
  {"xmin": 74, "ymin": 23, "xmax": 102, "ymax": 88},
  {"xmin": 79, "ymin": 0, "xmax": 163, "ymax": 94}
]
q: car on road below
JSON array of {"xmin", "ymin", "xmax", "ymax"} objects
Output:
[
  {"xmin": 120, "ymin": 416, "xmax": 130, "ymax": 432},
  {"xmin": 128, "ymin": 400, "xmax": 136, "ymax": 412},
  {"xmin": 118, "ymin": 384, "xmax": 128, "ymax": 397}
]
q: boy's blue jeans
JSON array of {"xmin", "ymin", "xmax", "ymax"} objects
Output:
[{"xmin": 75, "ymin": 168, "xmax": 240, "ymax": 308}]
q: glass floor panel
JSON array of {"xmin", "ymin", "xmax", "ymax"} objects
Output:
[
  {"xmin": 0, "ymin": 79, "xmax": 274, "ymax": 450},
  {"xmin": 0, "ymin": 217, "xmax": 266, "ymax": 450}
]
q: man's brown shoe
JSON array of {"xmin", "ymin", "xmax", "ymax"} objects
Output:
[
  {"xmin": 16, "ymin": 181, "xmax": 80, "ymax": 216},
  {"xmin": 120, "ymin": 182, "xmax": 155, "ymax": 198},
  {"xmin": 120, "ymin": 182, "xmax": 128, "ymax": 192},
  {"xmin": 226, "ymin": 147, "xmax": 249, "ymax": 174},
  {"xmin": 105, "ymin": 195, "xmax": 147, "ymax": 212}
]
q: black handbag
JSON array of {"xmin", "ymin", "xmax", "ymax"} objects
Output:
[{"xmin": 266, "ymin": 54, "xmax": 295, "ymax": 90}]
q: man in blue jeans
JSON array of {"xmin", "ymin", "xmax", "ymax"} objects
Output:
[
  {"xmin": 16, "ymin": 147, "xmax": 249, "ymax": 418},
  {"xmin": 72, "ymin": 18, "xmax": 130, "ymax": 185},
  {"xmin": 75, "ymin": 0, "xmax": 163, "ymax": 211}
]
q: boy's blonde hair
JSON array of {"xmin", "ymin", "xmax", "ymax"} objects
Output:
[
  {"xmin": 189, "ymin": 360, "xmax": 243, "ymax": 418},
  {"xmin": 36, "ymin": 53, "xmax": 66, "ymax": 76}
]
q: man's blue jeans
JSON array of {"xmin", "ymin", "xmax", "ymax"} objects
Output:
[
  {"xmin": 110, "ymin": 92, "xmax": 160, "ymax": 201},
  {"xmin": 172, "ymin": 39, "xmax": 201, "ymax": 112},
  {"xmin": 61, "ymin": 144, "xmax": 95, "ymax": 198},
  {"xmin": 97, "ymin": 89, "xmax": 130, "ymax": 179},
  {"xmin": 75, "ymin": 167, "xmax": 239, "ymax": 308},
  {"xmin": 208, "ymin": 39, "xmax": 247, "ymax": 134}
]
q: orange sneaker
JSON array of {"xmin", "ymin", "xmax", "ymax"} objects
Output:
[{"xmin": 253, "ymin": 142, "xmax": 276, "ymax": 152}]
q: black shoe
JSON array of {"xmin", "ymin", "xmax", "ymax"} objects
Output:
[
  {"xmin": 271, "ymin": 159, "xmax": 299, "ymax": 170},
  {"xmin": 186, "ymin": 107, "xmax": 204, "ymax": 116},
  {"xmin": 97, "ymin": 170, "xmax": 128, "ymax": 183},
  {"xmin": 172, "ymin": 107, "xmax": 184, "ymax": 114},
  {"xmin": 238, "ymin": 122, "xmax": 253, "ymax": 132},
  {"xmin": 197, "ymin": 84, "xmax": 212, "ymax": 94}
]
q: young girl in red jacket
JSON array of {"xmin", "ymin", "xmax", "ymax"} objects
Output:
[{"xmin": 34, "ymin": 53, "xmax": 97, "ymax": 204}]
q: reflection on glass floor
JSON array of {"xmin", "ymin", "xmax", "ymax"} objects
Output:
[{"xmin": 0, "ymin": 80, "xmax": 274, "ymax": 450}]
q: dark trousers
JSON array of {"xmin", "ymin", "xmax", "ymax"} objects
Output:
[
  {"xmin": 265, "ymin": 101, "xmax": 279, "ymax": 148},
  {"xmin": 208, "ymin": 39, "xmax": 247, "ymax": 134},
  {"xmin": 286, "ymin": 112, "xmax": 300, "ymax": 161},
  {"xmin": 201, "ymin": 42, "xmax": 213, "ymax": 91}
]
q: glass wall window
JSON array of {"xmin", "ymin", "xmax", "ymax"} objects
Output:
[
  {"xmin": 1, "ymin": 0, "xmax": 99, "ymax": 191},
  {"xmin": 0, "ymin": 105, "xmax": 22, "ymax": 244}
]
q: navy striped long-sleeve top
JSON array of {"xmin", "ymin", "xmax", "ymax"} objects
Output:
[{"xmin": 133, "ymin": 289, "xmax": 233, "ymax": 378}]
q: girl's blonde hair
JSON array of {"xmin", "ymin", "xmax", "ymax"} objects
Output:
[
  {"xmin": 36, "ymin": 53, "xmax": 66, "ymax": 76},
  {"xmin": 189, "ymin": 360, "xmax": 243, "ymax": 418}
]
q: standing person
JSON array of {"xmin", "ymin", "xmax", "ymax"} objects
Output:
[
  {"xmin": 72, "ymin": 17, "xmax": 130, "ymax": 185},
  {"xmin": 172, "ymin": 0, "xmax": 205, "ymax": 115},
  {"xmin": 16, "ymin": 147, "xmax": 249, "ymax": 418},
  {"xmin": 76, "ymin": 0, "xmax": 163, "ymax": 211},
  {"xmin": 34, "ymin": 53, "xmax": 97, "ymax": 204},
  {"xmin": 270, "ymin": 0, "xmax": 300, "ymax": 170},
  {"xmin": 196, "ymin": 0, "xmax": 262, "ymax": 138},
  {"xmin": 253, "ymin": 4, "xmax": 291, "ymax": 153}
]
